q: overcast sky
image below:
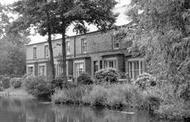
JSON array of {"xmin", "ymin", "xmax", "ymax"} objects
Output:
[{"xmin": 0, "ymin": 0, "xmax": 131, "ymax": 44}]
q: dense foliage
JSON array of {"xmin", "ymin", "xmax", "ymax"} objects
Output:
[
  {"xmin": 23, "ymin": 76, "xmax": 52, "ymax": 98},
  {"xmin": 95, "ymin": 68, "xmax": 120, "ymax": 84},
  {"xmin": 10, "ymin": 77, "xmax": 22, "ymax": 88},
  {"xmin": 77, "ymin": 73, "xmax": 93, "ymax": 85}
]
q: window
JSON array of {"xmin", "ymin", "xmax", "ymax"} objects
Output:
[
  {"xmin": 74, "ymin": 61, "xmax": 85, "ymax": 78},
  {"xmin": 27, "ymin": 66, "xmax": 34, "ymax": 75},
  {"xmin": 128, "ymin": 59, "xmax": 144, "ymax": 79},
  {"xmin": 94, "ymin": 61, "xmax": 98, "ymax": 74},
  {"xmin": 38, "ymin": 65, "xmax": 46, "ymax": 76},
  {"xmin": 66, "ymin": 41, "xmax": 70, "ymax": 55},
  {"xmin": 44, "ymin": 45, "xmax": 49, "ymax": 58},
  {"xmin": 113, "ymin": 39, "xmax": 120, "ymax": 49},
  {"xmin": 104, "ymin": 59, "xmax": 117, "ymax": 69},
  {"xmin": 33, "ymin": 47, "xmax": 37, "ymax": 59},
  {"xmin": 81, "ymin": 39, "xmax": 87, "ymax": 53}
]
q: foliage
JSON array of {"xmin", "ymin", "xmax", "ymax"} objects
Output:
[
  {"xmin": 52, "ymin": 85, "xmax": 92, "ymax": 104},
  {"xmin": 77, "ymin": 73, "xmax": 93, "ymax": 85},
  {"xmin": 95, "ymin": 68, "xmax": 120, "ymax": 84},
  {"xmin": 0, "ymin": 75, "xmax": 10, "ymax": 89},
  {"xmin": 134, "ymin": 73, "xmax": 157, "ymax": 90},
  {"xmin": 83, "ymin": 85, "xmax": 108, "ymax": 106},
  {"xmin": 23, "ymin": 76, "xmax": 52, "ymax": 98},
  {"xmin": 10, "ymin": 77, "xmax": 22, "ymax": 89}
]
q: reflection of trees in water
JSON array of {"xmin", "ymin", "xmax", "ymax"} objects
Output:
[
  {"xmin": 0, "ymin": 98, "xmax": 55, "ymax": 122},
  {"xmin": 0, "ymin": 98, "xmax": 163, "ymax": 122}
]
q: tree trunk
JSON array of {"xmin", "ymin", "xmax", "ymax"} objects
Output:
[
  {"xmin": 61, "ymin": 23, "xmax": 67, "ymax": 82},
  {"xmin": 47, "ymin": 11, "xmax": 55, "ymax": 80}
]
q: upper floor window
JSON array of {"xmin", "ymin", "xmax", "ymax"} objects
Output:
[
  {"xmin": 66, "ymin": 41, "xmax": 70, "ymax": 55},
  {"xmin": 113, "ymin": 39, "xmax": 120, "ymax": 49},
  {"xmin": 44, "ymin": 45, "xmax": 49, "ymax": 58},
  {"xmin": 33, "ymin": 47, "xmax": 37, "ymax": 59},
  {"xmin": 81, "ymin": 38, "xmax": 87, "ymax": 53}
]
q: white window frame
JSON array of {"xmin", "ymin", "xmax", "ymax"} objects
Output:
[
  {"xmin": 38, "ymin": 63, "xmax": 46, "ymax": 76},
  {"xmin": 113, "ymin": 39, "xmax": 120, "ymax": 49},
  {"xmin": 103, "ymin": 57, "xmax": 118, "ymax": 69},
  {"xmin": 27, "ymin": 64, "xmax": 35, "ymax": 76},
  {"xmin": 44, "ymin": 44, "xmax": 49, "ymax": 58},
  {"xmin": 128, "ymin": 58, "xmax": 145, "ymax": 79},
  {"xmin": 33, "ymin": 46, "xmax": 37, "ymax": 59},
  {"xmin": 81, "ymin": 38, "xmax": 87, "ymax": 54},
  {"xmin": 66, "ymin": 41, "xmax": 71, "ymax": 55},
  {"xmin": 73, "ymin": 60, "xmax": 85, "ymax": 78}
]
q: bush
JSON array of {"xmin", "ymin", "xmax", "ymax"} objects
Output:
[
  {"xmin": 10, "ymin": 78, "xmax": 22, "ymax": 88},
  {"xmin": 134, "ymin": 73, "xmax": 157, "ymax": 90},
  {"xmin": 52, "ymin": 85, "xmax": 92, "ymax": 104},
  {"xmin": 77, "ymin": 73, "xmax": 93, "ymax": 85},
  {"xmin": 0, "ymin": 82, "xmax": 3, "ymax": 91},
  {"xmin": 0, "ymin": 76, "xmax": 10, "ymax": 89},
  {"xmin": 23, "ymin": 76, "xmax": 52, "ymax": 98},
  {"xmin": 95, "ymin": 68, "xmax": 119, "ymax": 84},
  {"xmin": 83, "ymin": 85, "xmax": 108, "ymax": 106}
]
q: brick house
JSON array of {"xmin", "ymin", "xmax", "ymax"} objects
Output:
[{"xmin": 26, "ymin": 27, "xmax": 146, "ymax": 80}]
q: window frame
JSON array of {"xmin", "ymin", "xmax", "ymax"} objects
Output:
[
  {"xmin": 38, "ymin": 64, "xmax": 46, "ymax": 76},
  {"xmin": 81, "ymin": 38, "xmax": 87, "ymax": 54},
  {"xmin": 66, "ymin": 41, "xmax": 71, "ymax": 55},
  {"xmin": 33, "ymin": 46, "xmax": 37, "ymax": 59},
  {"xmin": 128, "ymin": 58, "xmax": 145, "ymax": 79},
  {"xmin": 44, "ymin": 45, "xmax": 49, "ymax": 58}
]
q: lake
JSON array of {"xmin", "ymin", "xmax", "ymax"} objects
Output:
[{"xmin": 0, "ymin": 97, "xmax": 183, "ymax": 122}]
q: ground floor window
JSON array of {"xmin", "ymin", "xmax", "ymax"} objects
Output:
[
  {"xmin": 27, "ymin": 65, "xmax": 34, "ymax": 76},
  {"xmin": 74, "ymin": 61, "xmax": 85, "ymax": 78},
  {"xmin": 128, "ymin": 58, "xmax": 144, "ymax": 79},
  {"xmin": 104, "ymin": 58, "xmax": 117, "ymax": 69},
  {"xmin": 38, "ymin": 64, "xmax": 46, "ymax": 76}
]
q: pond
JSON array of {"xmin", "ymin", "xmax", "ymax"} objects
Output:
[{"xmin": 0, "ymin": 97, "xmax": 183, "ymax": 122}]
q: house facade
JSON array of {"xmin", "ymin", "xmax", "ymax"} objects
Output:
[{"xmin": 26, "ymin": 28, "xmax": 146, "ymax": 80}]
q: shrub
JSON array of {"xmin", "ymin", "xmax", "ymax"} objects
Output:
[
  {"xmin": 83, "ymin": 85, "xmax": 108, "ymax": 106},
  {"xmin": 178, "ymin": 82, "xmax": 190, "ymax": 102},
  {"xmin": 0, "ymin": 82, "xmax": 3, "ymax": 91},
  {"xmin": 95, "ymin": 68, "xmax": 119, "ymax": 84},
  {"xmin": 134, "ymin": 73, "xmax": 157, "ymax": 90},
  {"xmin": 23, "ymin": 76, "xmax": 52, "ymax": 98},
  {"xmin": 77, "ymin": 73, "xmax": 93, "ymax": 85},
  {"xmin": 0, "ymin": 76, "xmax": 10, "ymax": 89},
  {"xmin": 52, "ymin": 85, "xmax": 92, "ymax": 103},
  {"xmin": 10, "ymin": 78, "xmax": 22, "ymax": 88}
]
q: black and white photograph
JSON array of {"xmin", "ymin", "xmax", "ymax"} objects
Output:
[{"xmin": 0, "ymin": 0, "xmax": 190, "ymax": 122}]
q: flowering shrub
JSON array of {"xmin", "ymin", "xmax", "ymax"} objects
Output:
[
  {"xmin": 134, "ymin": 73, "xmax": 157, "ymax": 90},
  {"xmin": 95, "ymin": 68, "xmax": 119, "ymax": 84}
]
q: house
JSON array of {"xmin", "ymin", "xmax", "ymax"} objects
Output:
[{"xmin": 26, "ymin": 27, "xmax": 146, "ymax": 80}]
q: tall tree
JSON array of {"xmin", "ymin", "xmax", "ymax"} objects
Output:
[
  {"xmin": 124, "ymin": 0, "xmax": 190, "ymax": 90},
  {"xmin": 49, "ymin": 0, "xmax": 117, "ymax": 82},
  {"xmin": 11, "ymin": 0, "xmax": 58, "ymax": 79}
]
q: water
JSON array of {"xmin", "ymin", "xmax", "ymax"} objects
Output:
[{"xmin": 0, "ymin": 97, "xmax": 182, "ymax": 122}]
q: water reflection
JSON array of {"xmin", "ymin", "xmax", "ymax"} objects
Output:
[{"xmin": 0, "ymin": 97, "xmax": 183, "ymax": 122}]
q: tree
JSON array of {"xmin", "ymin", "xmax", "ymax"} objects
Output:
[
  {"xmin": 47, "ymin": 0, "xmax": 117, "ymax": 82},
  {"xmin": 0, "ymin": 3, "xmax": 27, "ymax": 77},
  {"xmin": 11, "ymin": 0, "xmax": 58, "ymax": 79},
  {"xmin": 124, "ymin": 0, "xmax": 190, "ymax": 91}
]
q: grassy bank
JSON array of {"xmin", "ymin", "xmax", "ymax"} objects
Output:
[{"xmin": 51, "ymin": 83, "xmax": 160, "ymax": 111}]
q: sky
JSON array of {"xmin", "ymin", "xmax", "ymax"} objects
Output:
[{"xmin": 0, "ymin": 0, "xmax": 131, "ymax": 44}]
